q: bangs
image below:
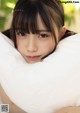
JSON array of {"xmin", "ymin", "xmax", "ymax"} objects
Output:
[
  {"xmin": 12, "ymin": 2, "xmax": 52, "ymax": 34},
  {"xmin": 13, "ymin": 6, "xmax": 38, "ymax": 34}
]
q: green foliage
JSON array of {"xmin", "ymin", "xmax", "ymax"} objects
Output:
[
  {"xmin": 0, "ymin": 0, "xmax": 16, "ymax": 31},
  {"xmin": 60, "ymin": 0, "xmax": 80, "ymax": 26},
  {"xmin": 0, "ymin": 0, "xmax": 80, "ymax": 31},
  {"xmin": 62, "ymin": 1, "xmax": 76, "ymax": 26}
]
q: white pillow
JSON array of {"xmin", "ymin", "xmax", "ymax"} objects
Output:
[{"xmin": 0, "ymin": 32, "xmax": 80, "ymax": 113}]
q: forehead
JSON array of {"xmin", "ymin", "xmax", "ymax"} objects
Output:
[
  {"xmin": 37, "ymin": 14, "xmax": 48, "ymax": 30},
  {"xmin": 13, "ymin": 4, "xmax": 52, "ymax": 33}
]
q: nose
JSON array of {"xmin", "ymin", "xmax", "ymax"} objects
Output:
[{"xmin": 27, "ymin": 35, "xmax": 38, "ymax": 52}]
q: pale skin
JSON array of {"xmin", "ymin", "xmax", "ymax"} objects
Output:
[
  {"xmin": 16, "ymin": 14, "xmax": 66, "ymax": 64},
  {"xmin": 1, "ymin": 14, "xmax": 80, "ymax": 113}
]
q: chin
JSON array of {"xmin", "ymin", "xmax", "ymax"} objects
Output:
[{"xmin": 26, "ymin": 59, "xmax": 41, "ymax": 64}]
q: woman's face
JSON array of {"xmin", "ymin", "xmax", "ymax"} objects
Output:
[{"xmin": 16, "ymin": 14, "xmax": 59, "ymax": 63}]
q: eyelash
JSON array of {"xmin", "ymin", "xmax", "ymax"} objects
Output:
[
  {"xmin": 16, "ymin": 32, "xmax": 50, "ymax": 39},
  {"xmin": 39, "ymin": 34, "xmax": 50, "ymax": 38},
  {"xmin": 16, "ymin": 31, "xmax": 26, "ymax": 36}
]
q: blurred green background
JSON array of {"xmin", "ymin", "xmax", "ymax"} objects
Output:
[{"xmin": 0, "ymin": 0, "xmax": 80, "ymax": 32}]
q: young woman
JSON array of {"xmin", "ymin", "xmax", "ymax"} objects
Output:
[
  {"xmin": 2, "ymin": 0, "xmax": 76, "ymax": 64},
  {"xmin": 1, "ymin": 0, "xmax": 79, "ymax": 113}
]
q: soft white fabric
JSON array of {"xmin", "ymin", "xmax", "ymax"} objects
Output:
[{"xmin": 0, "ymin": 32, "xmax": 80, "ymax": 113}]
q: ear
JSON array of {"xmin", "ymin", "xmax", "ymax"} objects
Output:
[{"xmin": 59, "ymin": 26, "xmax": 67, "ymax": 40}]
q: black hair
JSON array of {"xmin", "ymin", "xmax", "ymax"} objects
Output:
[{"xmin": 10, "ymin": 0, "xmax": 64, "ymax": 48}]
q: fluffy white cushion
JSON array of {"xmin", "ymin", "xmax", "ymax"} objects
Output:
[{"xmin": 0, "ymin": 32, "xmax": 80, "ymax": 113}]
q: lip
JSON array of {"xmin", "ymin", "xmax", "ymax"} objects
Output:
[{"xmin": 26, "ymin": 55, "xmax": 41, "ymax": 62}]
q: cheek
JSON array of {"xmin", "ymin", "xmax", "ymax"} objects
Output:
[
  {"xmin": 46, "ymin": 44, "xmax": 55, "ymax": 53},
  {"xmin": 16, "ymin": 39, "xmax": 25, "ymax": 53},
  {"xmin": 41, "ymin": 39, "xmax": 55, "ymax": 53},
  {"xmin": 16, "ymin": 39, "xmax": 21, "ymax": 50}
]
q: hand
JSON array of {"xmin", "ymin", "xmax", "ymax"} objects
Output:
[{"xmin": 55, "ymin": 106, "xmax": 80, "ymax": 113}]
